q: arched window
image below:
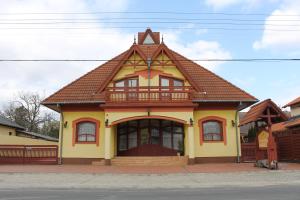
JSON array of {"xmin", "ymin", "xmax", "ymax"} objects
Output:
[
  {"xmin": 72, "ymin": 118, "xmax": 100, "ymax": 146},
  {"xmin": 198, "ymin": 116, "xmax": 227, "ymax": 145},
  {"xmin": 77, "ymin": 122, "xmax": 96, "ymax": 142},
  {"xmin": 203, "ymin": 121, "xmax": 223, "ymax": 141}
]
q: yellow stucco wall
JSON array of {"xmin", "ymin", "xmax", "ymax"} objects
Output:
[
  {"xmin": 0, "ymin": 125, "xmax": 16, "ymax": 136},
  {"xmin": 193, "ymin": 110, "xmax": 240, "ymax": 157},
  {"xmin": 0, "ymin": 134, "xmax": 57, "ymax": 145},
  {"xmin": 61, "ymin": 111, "xmax": 105, "ymax": 158},
  {"xmin": 59, "ymin": 110, "xmax": 240, "ymax": 159},
  {"xmin": 107, "ymin": 110, "xmax": 193, "ymax": 125}
]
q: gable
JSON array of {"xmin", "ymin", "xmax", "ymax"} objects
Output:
[
  {"xmin": 109, "ymin": 51, "xmax": 192, "ymax": 87},
  {"xmin": 42, "ymin": 28, "xmax": 258, "ymax": 109}
]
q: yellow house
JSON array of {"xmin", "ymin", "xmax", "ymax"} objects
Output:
[
  {"xmin": 0, "ymin": 115, "xmax": 58, "ymax": 145},
  {"xmin": 42, "ymin": 28, "xmax": 258, "ymax": 165}
]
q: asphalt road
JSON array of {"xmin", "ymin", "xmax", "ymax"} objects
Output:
[{"xmin": 0, "ymin": 186, "xmax": 299, "ymax": 200}]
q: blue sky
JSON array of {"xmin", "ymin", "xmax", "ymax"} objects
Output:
[{"xmin": 0, "ymin": 0, "xmax": 299, "ymax": 110}]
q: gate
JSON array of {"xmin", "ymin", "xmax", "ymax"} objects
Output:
[
  {"xmin": 276, "ymin": 129, "xmax": 300, "ymax": 161},
  {"xmin": 0, "ymin": 145, "xmax": 58, "ymax": 164},
  {"xmin": 241, "ymin": 142, "xmax": 256, "ymax": 162}
]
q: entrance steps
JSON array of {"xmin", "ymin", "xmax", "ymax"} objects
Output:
[{"xmin": 111, "ymin": 156, "xmax": 188, "ymax": 166}]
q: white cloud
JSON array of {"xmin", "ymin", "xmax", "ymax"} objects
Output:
[
  {"xmin": 253, "ymin": 1, "xmax": 300, "ymax": 52},
  {"xmin": 0, "ymin": 0, "xmax": 132, "ymax": 108},
  {"xmin": 205, "ymin": 0, "xmax": 241, "ymax": 10},
  {"xmin": 0, "ymin": 0, "xmax": 232, "ymax": 108},
  {"xmin": 205, "ymin": 0, "xmax": 278, "ymax": 10},
  {"xmin": 164, "ymin": 32, "xmax": 231, "ymax": 71}
]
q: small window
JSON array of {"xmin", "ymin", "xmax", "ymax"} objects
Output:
[
  {"xmin": 77, "ymin": 122, "xmax": 96, "ymax": 142},
  {"xmin": 115, "ymin": 80, "xmax": 125, "ymax": 87},
  {"xmin": 174, "ymin": 79, "xmax": 183, "ymax": 87},
  {"xmin": 203, "ymin": 121, "xmax": 223, "ymax": 141}
]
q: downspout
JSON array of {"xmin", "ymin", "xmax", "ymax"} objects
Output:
[
  {"xmin": 147, "ymin": 57, "xmax": 151, "ymax": 115},
  {"xmin": 147, "ymin": 57, "xmax": 151, "ymax": 88},
  {"xmin": 235, "ymin": 102, "xmax": 242, "ymax": 163},
  {"xmin": 58, "ymin": 104, "xmax": 64, "ymax": 165}
]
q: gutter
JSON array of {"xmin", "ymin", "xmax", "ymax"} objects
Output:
[
  {"xmin": 192, "ymin": 99, "xmax": 258, "ymax": 103},
  {"xmin": 42, "ymin": 101, "xmax": 105, "ymax": 105},
  {"xmin": 235, "ymin": 101, "xmax": 243, "ymax": 163},
  {"xmin": 58, "ymin": 104, "xmax": 64, "ymax": 165}
]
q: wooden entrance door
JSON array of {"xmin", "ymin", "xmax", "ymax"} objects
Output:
[{"xmin": 117, "ymin": 119, "xmax": 184, "ymax": 156}]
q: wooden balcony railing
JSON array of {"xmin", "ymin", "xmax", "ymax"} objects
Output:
[{"xmin": 105, "ymin": 86, "xmax": 193, "ymax": 103}]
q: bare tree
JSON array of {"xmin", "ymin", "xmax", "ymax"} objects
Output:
[{"xmin": 1, "ymin": 92, "xmax": 59, "ymax": 137}]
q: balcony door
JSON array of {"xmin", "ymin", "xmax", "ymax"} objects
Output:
[
  {"xmin": 115, "ymin": 77, "xmax": 138, "ymax": 101},
  {"xmin": 160, "ymin": 76, "xmax": 184, "ymax": 100}
]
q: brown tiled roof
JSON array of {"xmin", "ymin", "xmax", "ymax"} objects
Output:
[
  {"xmin": 272, "ymin": 122, "xmax": 287, "ymax": 132},
  {"xmin": 272, "ymin": 117, "xmax": 300, "ymax": 132},
  {"xmin": 43, "ymin": 29, "xmax": 258, "ymax": 106},
  {"xmin": 42, "ymin": 50, "xmax": 129, "ymax": 104},
  {"xmin": 285, "ymin": 117, "xmax": 300, "ymax": 128},
  {"xmin": 239, "ymin": 99, "xmax": 288, "ymax": 126},
  {"xmin": 283, "ymin": 96, "xmax": 300, "ymax": 108},
  {"xmin": 170, "ymin": 50, "xmax": 257, "ymax": 101}
]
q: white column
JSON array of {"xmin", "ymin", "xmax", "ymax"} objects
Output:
[
  {"xmin": 188, "ymin": 125, "xmax": 195, "ymax": 164},
  {"xmin": 104, "ymin": 127, "xmax": 112, "ymax": 165}
]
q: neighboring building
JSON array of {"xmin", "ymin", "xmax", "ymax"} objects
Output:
[
  {"xmin": 0, "ymin": 115, "xmax": 58, "ymax": 144},
  {"xmin": 42, "ymin": 28, "xmax": 258, "ymax": 165},
  {"xmin": 0, "ymin": 115, "xmax": 25, "ymax": 136},
  {"xmin": 272, "ymin": 96, "xmax": 300, "ymax": 132}
]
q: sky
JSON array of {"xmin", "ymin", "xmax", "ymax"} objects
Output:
[{"xmin": 0, "ymin": 0, "xmax": 299, "ymax": 112}]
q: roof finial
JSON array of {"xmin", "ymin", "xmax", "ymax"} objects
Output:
[
  {"xmin": 161, "ymin": 34, "xmax": 164, "ymax": 44},
  {"xmin": 133, "ymin": 35, "xmax": 136, "ymax": 44}
]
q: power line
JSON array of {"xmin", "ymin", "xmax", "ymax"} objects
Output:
[
  {"xmin": 0, "ymin": 11, "xmax": 299, "ymax": 16},
  {"xmin": 0, "ymin": 17, "xmax": 299, "ymax": 22},
  {"xmin": 0, "ymin": 59, "xmax": 299, "ymax": 62},
  {"xmin": 1, "ymin": 27, "xmax": 299, "ymax": 32},
  {"xmin": 0, "ymin": 21, "xmax": 299, "ymax": 27}
]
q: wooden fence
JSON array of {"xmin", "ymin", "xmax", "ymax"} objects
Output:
[
  {"xmin": 241, "ymin": 142, "xmax": 256, "ymax": 162},
  {"xmin": 0, "ymin": 145, "xmax": 58, "ymax": 164},
  {"xmin": 276, "ymin": 129, "xmax": 300, "ymax": 161}
]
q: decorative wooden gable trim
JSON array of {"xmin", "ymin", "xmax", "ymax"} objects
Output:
[
  {"xmin": 125, "ymin": 69, "xmax": 173, "ymax": 79},
  {"xmin": 151, "ymin": 44, "xmax": 201, "ymax": 92},
  {"xmin": 96, "ymin": 44, "xmax": 147, "ymax": 93}
]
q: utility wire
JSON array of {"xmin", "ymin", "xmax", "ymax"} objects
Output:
[
  {"xmin": 1, "ymin": 27, "xmax": 299, "ymax": 31},
  {"xmin": 0, "ymin": 59, "xmax": 299, "ymax": 62},
  {"xmin": 0, "ymin": 21, "xmax": 299, "ymax": 27},
  {"xmin": 0, "ymin": 18, "xmax": 299, "ymax": 22},
  {"xmin": 0, "ymin": 11, "xmax": 299, "ymax": 16}
]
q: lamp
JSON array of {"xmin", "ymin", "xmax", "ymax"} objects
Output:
[
  {"xmin": 105, "ymin": 119, "xmax": 109, "ymax": 127},
  {"xmin": 190, "ymin": 118, "xmax": 194, "ymax": 126},
  {"xmin": 63, "ymin": 121, "xmax": 68, "ymax": 128},
  {"xmin": 231, "ymin": 120, "xmax": 236, "ymax": 127}
]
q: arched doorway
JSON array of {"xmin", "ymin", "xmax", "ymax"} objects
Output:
[{"xmin": 117, "ymin": 119, "xmax": 184, "ymax": 156}]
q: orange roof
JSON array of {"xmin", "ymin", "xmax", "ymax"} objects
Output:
[
  {"xmin": 285, "ymin": 117, "xmax": 300, "ymax": 128},
  {"xmin": 283, "ymin": 96, "xmax": 300, "ymax": 108},
  {"xmin": 239, "ymin": 99, "xmax": 288, "ymax": 126},
  {"xmin": 272, "ymin": 117, "xmax": 300, "ymax": 132},
  {"xmin": 42, "ymin": 29, "xmax": 258, "ymax": 106},
  {"xmin": 272, "ymin": 122, "xmax": 287, "ymax": 132}
]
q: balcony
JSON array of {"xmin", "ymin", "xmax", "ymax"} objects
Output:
[{"xmin": 105, "ymin": 86, "xmax": 193, "ymax": 104}]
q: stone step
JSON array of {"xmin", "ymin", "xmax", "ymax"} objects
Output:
[{"xmin": 111, "ymin": 156, "xmax": 188, "ymax": 166}]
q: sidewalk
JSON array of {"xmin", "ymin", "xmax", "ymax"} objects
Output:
[{"xmin": 0, "ymin": 162, "xmax": 299, "ymax": 174}]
